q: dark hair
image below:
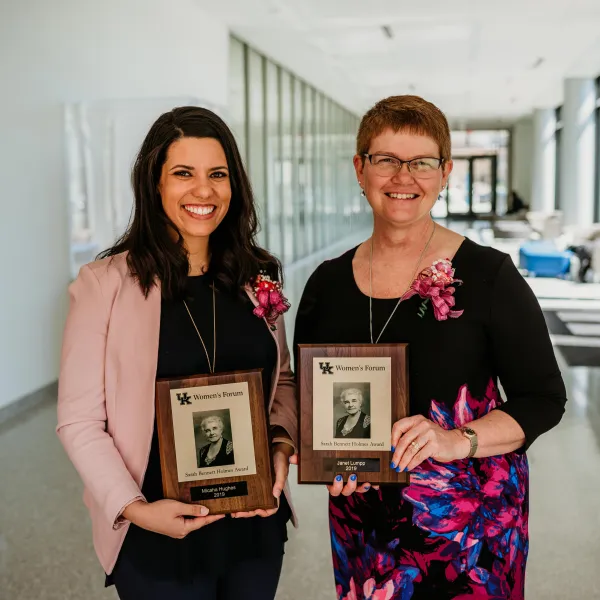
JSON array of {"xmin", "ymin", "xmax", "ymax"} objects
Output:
[{"xmin": 98, "ymin": 106, "xmax": 281, "ymax": 299}]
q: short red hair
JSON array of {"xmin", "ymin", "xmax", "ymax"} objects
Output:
[{"xmin": 357, "ymin": 95, "xmax": 451, "ymax": 160}]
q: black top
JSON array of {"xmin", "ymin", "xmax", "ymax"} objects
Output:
[
  {"xmin": 108, "ymin": 275, "xmax": 290, "ymax": 585},
  {"xmin": 197, "ymin": 437, "xmax": 235, "ymax": 468},
  {"xmin": 335, "ymin": 411, "xmax": 371, "ymax": 439},
  {"xmin": 293, "ymin": 238, "xmax": 567, "ymax": 451}
]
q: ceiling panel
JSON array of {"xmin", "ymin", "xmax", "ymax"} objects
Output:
[{"xmin": 198, "ymin": 0, "xmax": 600, "ymax": 121}]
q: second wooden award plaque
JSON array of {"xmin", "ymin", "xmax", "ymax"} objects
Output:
[{"xmin": 298, "ymin": 344, "xmax": 410, "ymax": 485}]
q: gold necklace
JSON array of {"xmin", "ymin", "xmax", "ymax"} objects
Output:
[
  {"xmin": 369, "ymin": 221, "xmax": 436, "ymax": 344},
  {"xmin": 183, "ymin": 284, "xmax": 216, "ymax": 374}
]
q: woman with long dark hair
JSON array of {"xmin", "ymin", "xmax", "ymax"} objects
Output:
[{"xmin": 57, "ymin": 107, "xmax": 297, "ymax": 599}]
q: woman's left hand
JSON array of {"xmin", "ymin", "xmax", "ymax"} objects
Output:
[
  {"xmin": 231, "ymin": 443, "xmax": 295, "ymax": 519},
  {"xmin": 391, "ymin": 415, "xmax": 469, "ymax": 472}
]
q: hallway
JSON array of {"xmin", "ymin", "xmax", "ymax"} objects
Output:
[{"xmin": 1, "ymin": 229, "xmax": 599, "ymax": 600}]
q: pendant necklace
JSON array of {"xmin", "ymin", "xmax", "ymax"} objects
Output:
[
  {"xmin": 183, "ymin": 283, "xmax": 216, "ymax": 374},
  {"xmin": 369, "ymin": 221, "xmax": 436, "ymax": 344}
]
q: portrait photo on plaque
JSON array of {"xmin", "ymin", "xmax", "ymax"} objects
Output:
[
  {"xmin": 312, "ymin": 357, "xmax": 391, "ymax": 452},
  {"xmin": 193, "ymin": 410, "xmax": 235, "ymax": 469},
  {"xmin": 333, "ymin": 382, "xmax": 371, "ymax": 439},
  {"xmin": 170, "ymin": 381, "xmax": 257, "ymax": 483}
]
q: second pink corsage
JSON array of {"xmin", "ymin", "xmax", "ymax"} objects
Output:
[
  {"xmin": 401, "ymin": 259, "xmax": 464, "ymax": 321},
  {"xmin": 252, "ymin": 272, "xmax": 290, "ymax": 330}
]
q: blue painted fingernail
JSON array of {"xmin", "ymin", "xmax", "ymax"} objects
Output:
[
  {"xmin": 391, "ymin": 446, "xmax": 395, "ymax": 453},
  {"xmin": 390, "ymin": 461, "xmax": 397, "ymax": 469},
  {"xmin": 396, "ymin": 466, "xmax": 402, "ymax": 473},
  {"xmin": 350, "ymin": 474, "xmax": 357, "ymax": 481},
  {"xmin": 336, "ymin": 475, "xmax": 343, "ymax": 482}
]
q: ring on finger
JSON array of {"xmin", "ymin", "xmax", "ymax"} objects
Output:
[{"xmin": 410, "ymin": 439, "xmax": 421, "ymax": 452}]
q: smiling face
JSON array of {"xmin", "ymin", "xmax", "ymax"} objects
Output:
[
  {"xmin": 341, "ymin": 390, "xmax": 363, "ymax": 416},
  {"xmin": 202, "ymin": 417, "xmax": 224, "ymax": 443},
  {"xmin": 158, "ymin": 136, "xmax": 231, "ymax": 247},
  {"xmin": 354, "ymin": 128, "xmax": 452, "ymax": 228}
]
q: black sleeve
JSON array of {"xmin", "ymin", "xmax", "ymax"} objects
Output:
[
  {"xmin": 292, "ymin": 264, "xmax": 323, "ymax": 372},
  {"xmin": 489, "ymin": 255, "xmax": 567, "ymax": 449}
]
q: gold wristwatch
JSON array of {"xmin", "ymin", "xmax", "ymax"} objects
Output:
[{"xmin": 460, "ymin": 426, "xmax": 478, "ymax": 458}]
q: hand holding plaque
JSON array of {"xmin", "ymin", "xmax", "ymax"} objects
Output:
[
  {"xmin": 230, "ymin": 441, "xmax": 294, "ymax": 518},
  {"xmin": 298, "ymin": 344, "xmax": 410, "ymax": 485},
  {"xmin": 122, "ymin": 498, "xmax": 226, "ymax": 538}
]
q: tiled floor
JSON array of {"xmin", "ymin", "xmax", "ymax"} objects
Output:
[{"xmin": 1, "ymin": 224, "xmax": 600, "ymax": 599}]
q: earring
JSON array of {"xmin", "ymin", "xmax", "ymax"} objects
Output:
[{"xmin": 361, "ymin": 189, "xmax": 366, "ymax": 197}]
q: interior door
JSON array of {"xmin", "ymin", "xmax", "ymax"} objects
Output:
[{"xmin": 442, "ymin": 155, "xmax": 497, "ymax": 217}]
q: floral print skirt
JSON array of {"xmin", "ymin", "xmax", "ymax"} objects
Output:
[{"xmin": 330, "ymin": 382, "xmax": 529, "ymax": 600}]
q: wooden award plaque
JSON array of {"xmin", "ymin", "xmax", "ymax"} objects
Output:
[
  {"xmin": 155, "ymin": 369, "xmax": 277, "ymax": 514},
  {"xmin": 298, "ymin": 344, "xmax": 409, "ymax": 485}
]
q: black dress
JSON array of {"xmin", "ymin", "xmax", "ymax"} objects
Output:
[
  {"xmin": 293, "ymin": 238, "xmax": 567, "ymax": 600},
  {"xmin": 197, "ymin": 438, "xmax": 235, "ymax": 468},
  {"xmin": 108, "ymin": 275, "xmax": 290, "ymax": 585},
  {"xmin": 335, "ymin": 411, "xmax": 371, "ymax": 438}
]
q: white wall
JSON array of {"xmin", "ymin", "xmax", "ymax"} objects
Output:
[
  {"xmin": 0, "ymin": 0, "xmax": 229, "ymax": 410},
  {"xmin": 510, "ymin": 116, "xmax": 534, "ymax": 207}
]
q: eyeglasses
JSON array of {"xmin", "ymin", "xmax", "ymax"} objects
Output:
[{"xmin": 364, "ymin": 154, "xmax": 444, "ymax": 179}]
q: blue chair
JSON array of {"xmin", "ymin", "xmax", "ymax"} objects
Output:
[{"xmin": 518, "ymin": 241, "xmax": 573, "ymax": 277}]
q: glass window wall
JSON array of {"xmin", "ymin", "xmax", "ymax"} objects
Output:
[
  {"xmin": 228, "ymin": 38, "xmax": 247, "ymax": 163},
  {"xmin": 228, "ymin": 36, "xmax": 364, "ymax": 265},
  {"xmin": 247, "ymin": 49, "xmax": 266, "ymax": 247}
]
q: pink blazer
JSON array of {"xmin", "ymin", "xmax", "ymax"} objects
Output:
[{"xmin": 56, "ymin": 252, "xmax": 298, "ymax": 575}]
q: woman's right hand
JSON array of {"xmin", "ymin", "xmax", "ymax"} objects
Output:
[
  {"xmin": 122, "ymin": 499, "xmax": 225, "ymax": 539},
  {"xmin": 327, "ymin": 474, "xmax": 378, "ymax": 497}
]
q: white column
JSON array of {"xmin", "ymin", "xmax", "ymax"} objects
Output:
[
  {"xmin": 559, "ymin": 78, "xmax": 597, "ymax": 226},
  {"xmin": 511, "ymin": 116, "xmax": 534, "ymax": 208},
  {"xmin": 531, "ymin": 108, "xmax": 556, "ymax": 213}
]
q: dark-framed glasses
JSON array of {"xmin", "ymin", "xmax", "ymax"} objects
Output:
[{"xmin": 364, "ymin": 154, "xmax": 444, "ymax": 179}]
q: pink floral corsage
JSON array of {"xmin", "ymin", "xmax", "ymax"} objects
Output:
[
  {"xmin": 251, "ymin": 272, "xmax": 290, "ymax": 330},
  {"xmin": 401, "ymin": 258, "xmax": 464, "ymax": 321}
]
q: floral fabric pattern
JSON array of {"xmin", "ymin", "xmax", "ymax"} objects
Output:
[{"xmin": 330, "ymin": 379, "xmax": 529, "ymax": 600}]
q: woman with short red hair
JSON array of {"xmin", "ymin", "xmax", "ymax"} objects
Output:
[{"xmin": 295, "ymin": 95, "xmax": 567, "ymax": 599}]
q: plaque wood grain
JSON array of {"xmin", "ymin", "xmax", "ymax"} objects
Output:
[
  {"xmin": 298, "ymin": 344, "xmax": 410, "ymax": 485},
  {"xmin": 155, "ymin": 369, "xmax": 277, "ymax": 515}
]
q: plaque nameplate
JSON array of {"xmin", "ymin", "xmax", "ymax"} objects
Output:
[
  {"xmin": 190, "ymin": 481, "xmax": 249, "ymax": 502},
  {"xmin": 323, "ymin": 458, "xmax": 381, "ymax": 473}
]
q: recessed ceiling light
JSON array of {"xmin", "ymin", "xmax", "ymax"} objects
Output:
[
  {"xmin": 532, "ymin": 57, "xmax": 545, "ymax": 69},
  {"xmin": 381, "ymin": 25, "xmax": 394, "ymax": 40}
]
